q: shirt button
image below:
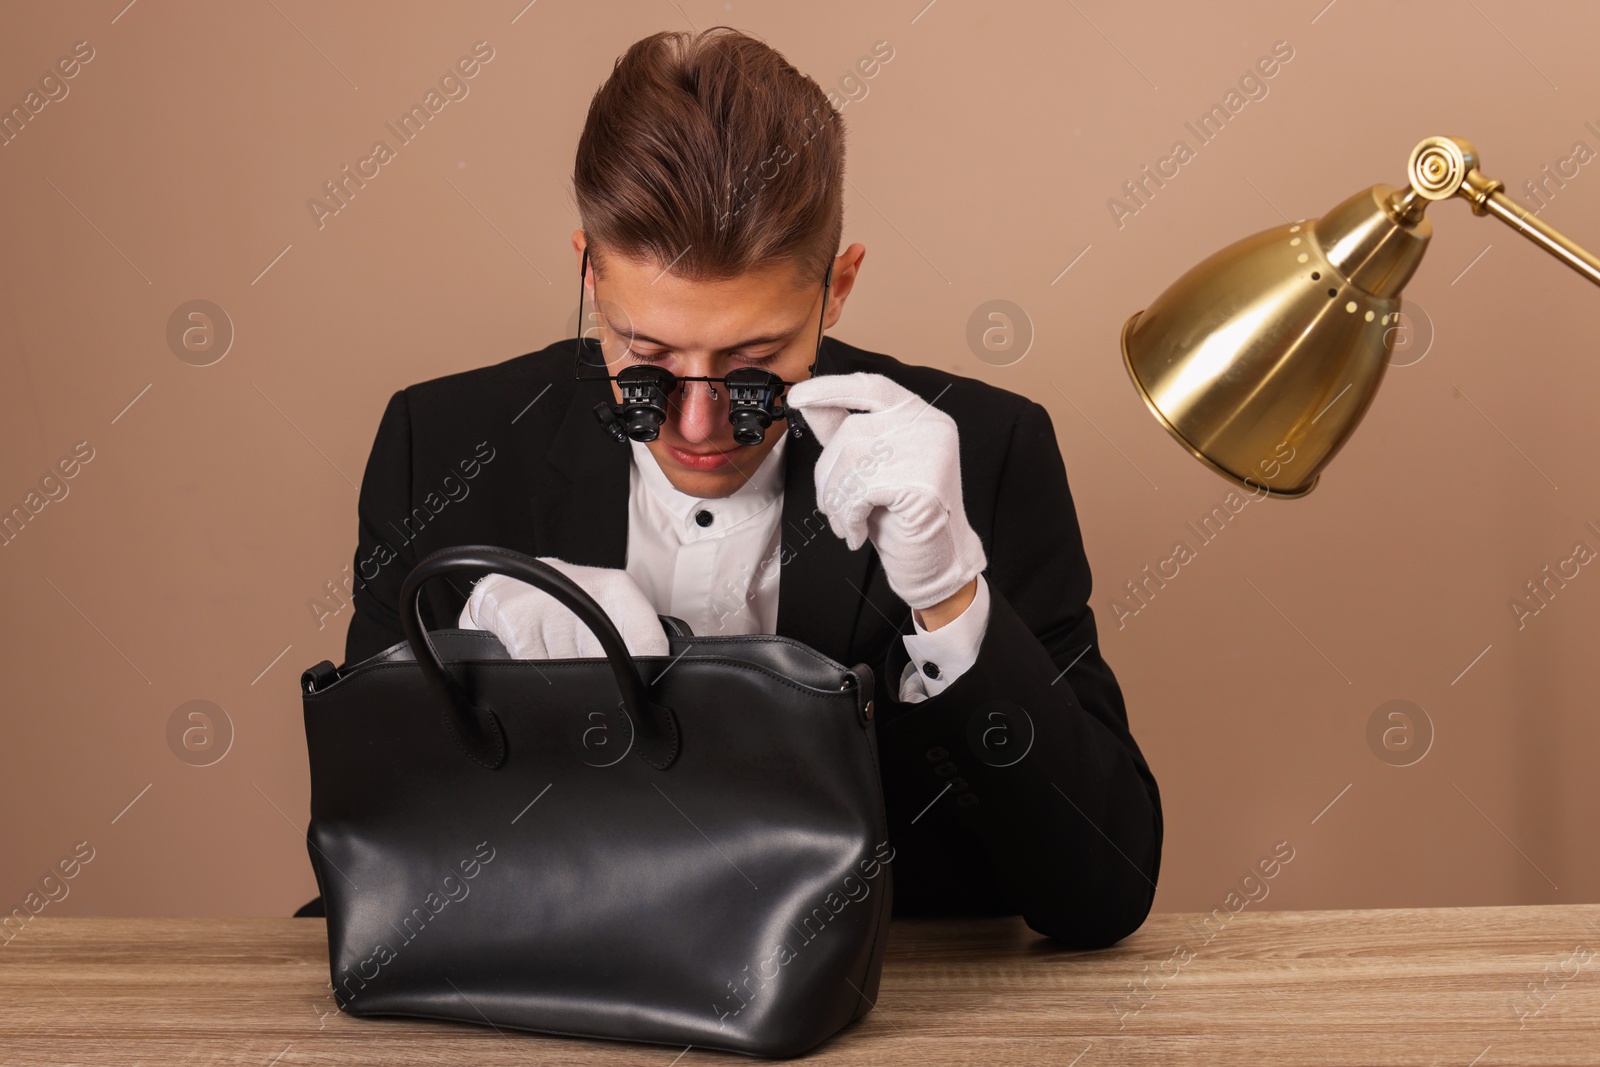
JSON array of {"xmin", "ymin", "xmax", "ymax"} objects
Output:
[
  {"xmin": 924, "ymin": 747, "xmax": 949, "ymax": 762},
  {"xmin": 922, "ymin": 661, "xmax": 941, "ymax": 679},
  {"xmin": 695, "ymin": 509, "xmax": 713, "ymax": 527}
]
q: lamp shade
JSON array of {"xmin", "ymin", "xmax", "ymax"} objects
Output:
[{"xmin": 1121, "ymin": 184, "xmax": 1432, "ymax": 497}]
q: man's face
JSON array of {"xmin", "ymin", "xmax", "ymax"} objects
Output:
[{"xmin": 574, "ymin": 233, "xmax": 856, "ymax": 499}]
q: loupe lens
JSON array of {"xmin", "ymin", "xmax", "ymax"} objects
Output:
[
  {"xmin": 729, "ymin": 410, "xmax": 766, "ymax": 445},
  {"xmin": 724, "ymin": 368, "xmax": 784, "ymax": 447},
  {"xmin": 616, "ymin": 365, "xmax": 676, "ymax": 443}
]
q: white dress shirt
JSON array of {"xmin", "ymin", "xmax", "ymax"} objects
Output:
[{"xmin": 624, "ymin": 433, "xmax": 989, "ymax": 703}]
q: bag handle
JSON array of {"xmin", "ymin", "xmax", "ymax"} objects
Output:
[{"xmin": 399, "ymin": 544, "xmax": 680, "ymax": 772}]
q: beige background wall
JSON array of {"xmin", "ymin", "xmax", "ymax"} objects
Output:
[{"xmin": 3, "ymin": 0, "xmax": 1597, "ymax": 920}]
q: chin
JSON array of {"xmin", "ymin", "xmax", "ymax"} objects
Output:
[{"xmin": 668, "ymin": 468, "xmax": 741, "ymax": 498}]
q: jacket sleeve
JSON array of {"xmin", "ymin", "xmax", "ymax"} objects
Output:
[
  {"xmin": 873, "ymin": 399, "xmax": 1163, "ymax": 948},
  {"xmin": 343, "ymin": 389, "xmax": 418, "ymax": 667}
]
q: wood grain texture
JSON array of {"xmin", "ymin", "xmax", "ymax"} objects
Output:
[{"xmin": 3, "ymin": 907, "xmax": 1598, "ymax": 1065}]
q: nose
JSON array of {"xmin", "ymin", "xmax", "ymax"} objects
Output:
[{"xmin": 669, "ymin": 375, "xmax": 727, "ymax": 446}]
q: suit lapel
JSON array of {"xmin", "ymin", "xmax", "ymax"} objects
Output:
[
  {"xmin": 531, "ymin": 370, "xmax": 631, "ymax": 568},
  {"xmin": 529, "ymin": 338, "xmax": 877, "ymax": 664},
  {"xmin": 773, "ymin": 411, "xmax": 877, "ymax": 665},
  {"xmin": 774, "ymin": 337, "xmax": 879, "ymax": 665}
]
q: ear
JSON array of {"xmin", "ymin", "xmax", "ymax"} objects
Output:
[
  {"xmin": 823, "ymin": 243, "xmax": 866, "ymax": 331},
  {"xmin": 571, "ymin": 230, "xmax": 592, "ymax": 287}
]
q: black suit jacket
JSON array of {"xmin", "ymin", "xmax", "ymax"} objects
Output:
[{"xmin": 339, "ymin": 334, "xmax": 1162, "ymax": 948}]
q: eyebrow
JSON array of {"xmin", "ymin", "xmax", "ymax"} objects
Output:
[{"xmin": 625, "ymin": 322, "xmax": 808, "ymax": 352}]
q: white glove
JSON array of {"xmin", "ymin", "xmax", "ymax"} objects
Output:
[
  {"xmin": 784, "ymin": 372, "xmax": 987, "ymax": 610},
  {"xmin": 457, "ymin": 557, "xmax": 670, "ymax": 659}
]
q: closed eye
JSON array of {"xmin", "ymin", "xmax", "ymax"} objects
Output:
[{"xmin": 624, "ymin": 349, "xmax": 782, "ymax": 367}]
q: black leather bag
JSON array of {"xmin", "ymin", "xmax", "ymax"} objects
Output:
[{"xmin": 299, "ymin": 545, "xmax": 893, "ymax": 1058}]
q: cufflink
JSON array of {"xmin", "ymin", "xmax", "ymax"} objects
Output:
[{"xmin": 921, "ymin": 660, "xmax": 941, "ymax": 679}]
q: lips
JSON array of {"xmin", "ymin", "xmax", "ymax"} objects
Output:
[{"xmin": 666, "ymin": 444, "xmax": 735, "ymax": 471}]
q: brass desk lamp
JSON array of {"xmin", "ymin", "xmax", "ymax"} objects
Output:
[{"xmin": 1121, "ymin": 136, "xmax": 1600, "ymax": 497}]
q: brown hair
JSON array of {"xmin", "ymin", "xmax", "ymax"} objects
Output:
[{"xmin": 573, "ymin": 27, "xmax": 845, "ymax": 287}]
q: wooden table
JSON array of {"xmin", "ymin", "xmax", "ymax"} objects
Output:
[{"xmin": 4, "ymin": 907, "xmax": 1598, "ymax": 1064}]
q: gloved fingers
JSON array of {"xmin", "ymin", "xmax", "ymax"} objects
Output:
[
  {"xmin": 810, "ymin": 400, "xmax": 961, "ymax": 491},
  {"xmin": 457, "ymin": 584, "xmax": 482, "ymax": 629},
  {"xmin": 811, "ymin": 400, "xmax": 963, "ymax": 562},
  {"xmin": 570, "ymin": 623, "xmax": 605, "ymax": 660},
  {"xmin": 476, "ymin": 581, "xmax": 541, "ymax": 658},
  {"xmin": 867, "ymin": 502, "xmax": 989, "ymax": 609},
  {"xmin": 460, "ymin": 573, "xmax": 520, "ymax": 628},
  {"xmin": 537, "ymin": 559, "xmax": 669, "ymax": 657},
  {"xmin": 814, "ymin": 419, "xmax": 958, "ymax": 513},
  {"xmin": 810, "ymin": 412, "xmax": 904, "ymax": 506},
  {"xmin": 785, "ymin": 372, "xmax": 926, "ymax": 445},
  {"xmin": 818, "ymin": 477, "xmax": 913, "ymax": 553},
  {"xmin": 867, "ymin": 486, "xmax": 949, "ymax": 535},
  {"xmin": 460, "ymin": 565, "xmax": 669, "ymax": 659},
  {"xmin": 825, "ymin": 492, "xmax": 874, "ymax": 551},
  {"xmin": 613, "ymin": 615, "xmax": 671, "ymax": 658},
  {"xmin": 786, "ymin": 371, "xmax": 923, "ymax": 414}
]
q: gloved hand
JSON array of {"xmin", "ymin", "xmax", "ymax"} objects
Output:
[
  {"xmin": 457, "ymin": 557, "xmax": 670, "ymax": 659},
  {"xmin": 784, "ymin": 371, "xmax": 987, "ymax": 610}
]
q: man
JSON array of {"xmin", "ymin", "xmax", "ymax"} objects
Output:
[{"xmin": 322, "ymin": 27, "xmax": 1161, "ymax": 948}]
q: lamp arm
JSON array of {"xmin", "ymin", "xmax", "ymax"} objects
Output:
[
  {"xmin": 1474, "ymin": 187, "xmax": 1600, "ymax": 288},
  {"xmin": 1389, "ymin": 135, "xmax": 1600, "ymax": 289}
]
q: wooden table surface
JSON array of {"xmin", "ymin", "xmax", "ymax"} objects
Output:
[{"xmin": 4, "ymin": 906, "xmax": 1598, "ymax": 1065}]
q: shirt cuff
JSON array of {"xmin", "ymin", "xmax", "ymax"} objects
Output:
[{"xmin": 896, "ymin": 574, "xmax": 991, "ymax": 703}]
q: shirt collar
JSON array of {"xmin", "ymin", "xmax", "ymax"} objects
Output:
[{"xmin": 629, "ymin": 431, "xmax": 788, "ymax": 533}]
